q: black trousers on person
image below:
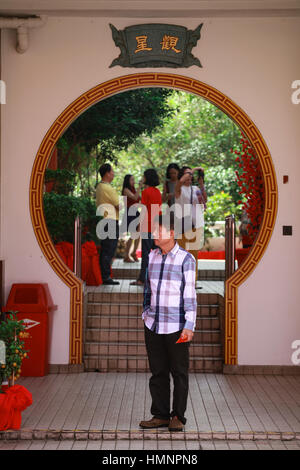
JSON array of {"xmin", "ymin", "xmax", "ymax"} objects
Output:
[
  {"xmin": 99, "ymin": 219, "xmax": 119, "ymax": 281},
  {"xmin": 138, "ymin": 232, "xmax": 155, "ymax": 283},
  {"xmin": 144, "ymin": 325, "xmax": 190, "ymax": 425}
]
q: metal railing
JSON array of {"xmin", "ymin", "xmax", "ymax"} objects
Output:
[
  {"xmin": 225, "ymin": 215, "xmax": 236, "ymax": 281},
  {"xmin": 74, "ymin": 216, "xmax": 82, "ymax": 278}
]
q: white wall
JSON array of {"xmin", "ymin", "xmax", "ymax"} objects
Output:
[{"xmin": 1, "ymin": 15, "xmax": 300, "ymax": 365}]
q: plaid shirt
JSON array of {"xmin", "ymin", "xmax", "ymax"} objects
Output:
[{"xmin": 142, "ymin": 242, "xmax": 197, "ymax": 334}]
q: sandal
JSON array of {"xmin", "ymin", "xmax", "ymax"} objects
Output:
[
  {"xmin": 132, "ymin": 254, "xmax": 139, "ymax": 262},
  {"xmin": 124, "ymin": 257, "xmax": 134, "ymax": 263}
]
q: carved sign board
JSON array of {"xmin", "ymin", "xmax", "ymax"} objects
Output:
[{"xmin": 110, "ymin": 23, "xmax": 203, "ymax": 68}]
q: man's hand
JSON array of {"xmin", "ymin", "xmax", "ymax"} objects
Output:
[{"xmin": 181, "ymin": 328, "xmax": 194, "ymax": 342}]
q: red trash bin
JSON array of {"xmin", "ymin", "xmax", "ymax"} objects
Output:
[{"xmin": 4, "ymin": 283, "xmax": 54, "ymax": 377}]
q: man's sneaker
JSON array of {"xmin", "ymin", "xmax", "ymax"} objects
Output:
[
  {"xmin": 168, "ymin": 416, "xmax": 184, "ymax": 432},
  {"xmin": 139, "ymin": 417, "xmax": 170, "ymax": 429}
]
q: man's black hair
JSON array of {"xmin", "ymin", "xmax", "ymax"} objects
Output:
[
  {"xmin": 154, "ymin": 212, "xmax": 175, "ymax": 232},
  {"xmin": 99, "ymin": 163, "xmax": 112, "ymax": 178}
]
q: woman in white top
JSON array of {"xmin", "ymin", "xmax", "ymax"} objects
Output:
[{"xmin": 174, "ymin": 166, "xmax": 205, "ymax": 282}]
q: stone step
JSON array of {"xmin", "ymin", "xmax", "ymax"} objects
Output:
[
  {"xmin": 85, "ymin": 328, "xmax": 221, "ymax": 344},
  {"xmin": 87, "ymin": 291, "xmax": 223, "ymax": 305},
  {"xmin": 86, "ymin": 315, "xmax": 220, "ymax": 330},
  {"xmin": 83, "ymin": 356, "xmax": 223, "ymax": 373},
  {"xmin": 112, "ymin": 267, "xmax": 225, "ymax": 281},
  {"xmin": 87, "ymin": 302, "xmax": 221, "ymax": 317},
  {"xmin": 84, "ymin": 342, "xmax": 222, "ymax": 358}
]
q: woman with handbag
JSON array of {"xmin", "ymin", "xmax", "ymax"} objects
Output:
[{"xmin": 174, "ymin": 166, "xmax": 205, "ymax": 282}]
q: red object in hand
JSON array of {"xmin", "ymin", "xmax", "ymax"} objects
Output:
[{"xmin": 176, "ymin": 334, "xmax": 189, "ymax": 344}]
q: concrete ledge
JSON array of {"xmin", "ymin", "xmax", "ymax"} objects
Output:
[
  {"xmin": 223, "ymin": 365, "xmax": 300, "ymax": 375},
  {"xmin": 1, "ymin": 428, "xmax": 300, "ymax": 441}
]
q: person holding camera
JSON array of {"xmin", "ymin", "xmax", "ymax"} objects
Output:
[{"xmin": 174, "ymin": 166, "xmax": 205, "ymax": 282}]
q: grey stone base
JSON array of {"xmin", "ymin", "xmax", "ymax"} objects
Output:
[{"xmin": 223, "ymin": 365, "xmax": 300, "ymax": 375}]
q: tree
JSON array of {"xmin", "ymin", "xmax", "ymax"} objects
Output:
[
  {"xmin": 57, "ymin": 88, "xmax": 174, "ymax": 170},
  {"xmin": 113, "ymin": 91, "xmax": 241, "ymax": 192}
]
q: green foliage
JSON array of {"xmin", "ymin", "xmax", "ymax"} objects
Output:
[
  {"xmin": 48, "ymin": 89, "xmax": 243, "ymax": 241},
  {"xmin": 43, "ymin": 193, "xmax": 99, "ymax": 244},
  {"xmin": 113, "ymin": 91, "xmax": 241, "ymax": 194},
  {"xmin": 60, "ymin": 88, "xmax": 173, "ymax": 156},
  {"xmin": 45, "ymin": 169, "xmax": 76, "ymax": 195},
  {"xmin": 204, "ymin": 165, "xmax": 241, "ymax": 206},
  {"xmin": 0, "ymin": 312, "xmax": 28, "ymax": 391},
  {"xmin": 55, "ymin": 88, "xmax": 174, "ymax": 197},
  {"xmin": 204, "ymin": 192, "xmax": 242, "ymax": 238}
]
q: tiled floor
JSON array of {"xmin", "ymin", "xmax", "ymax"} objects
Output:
[{"xmin": 1, "ymin": 372, "xmax": 299, "ymax": 442}]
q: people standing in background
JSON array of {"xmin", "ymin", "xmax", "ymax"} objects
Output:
[
  {"xmin": 131, "ymin": 169, "xmax": 162, "ymax": 286},
  {"xmin": 96, "ymin": 163, "xmax": 120, "ymax": 285},
  {"xmin": 174, "ymin": 166, "xmax": 205, "ymax": 283},
  {"xmin": 121, "ymin": 174, "xmax": 142, "ymax": 263},
  {"xmin": 162, "ymin": 163, "xmax": 180, "ymax": 208}
]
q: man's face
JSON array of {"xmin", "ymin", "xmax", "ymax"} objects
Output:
[
  {"xmin": 108, "ymin": 168, "xmax": 114, "ymax": 182},
  {"xmin": 153, "ymin": 223, "xmax": 174, "ymax": 249}
]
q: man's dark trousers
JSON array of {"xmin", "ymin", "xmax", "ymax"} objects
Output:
[
  {"xmin": 144, "ymin": 325, "xmax": 190, "ymax": 425},
  {"xmin": 99, "ymin": 219, "xmax": 119, "ymax": 281},
  {"xmin": 138, "ymin": 232, "xmax": 155, "ymax": 283}
]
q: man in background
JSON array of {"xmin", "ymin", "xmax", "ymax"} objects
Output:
[{"xmin": 96, "ymin": 163, "xmax": 120, "ymax": 285}]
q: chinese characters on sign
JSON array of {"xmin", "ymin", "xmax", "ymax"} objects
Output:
[
  {"xmin": 160, "ymin": 35, "xmax": 181, "ymax": 53},
  {"xmin": 110, "ymin": 23, "xmax": 203, "ymax": 68},
  {"xmin": 135, "ymin": 36, "xmax": 153, "ymax": 53},
  {"xmin": 134, "ymin": 34, "xmax": 182, "ymax": 54}
]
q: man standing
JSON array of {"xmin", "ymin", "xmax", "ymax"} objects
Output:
[
  {"xmin": 96, "ymin": 163, "xmax": 120, "ymax": 285},
  {"xmin": 139, "ymin": 213, "xmax": 197, "ymax": 432}
]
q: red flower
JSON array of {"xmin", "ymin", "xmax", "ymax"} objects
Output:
[{"xmin": 234, "ymin": 132, "xmax": 265, "ymax": 242}]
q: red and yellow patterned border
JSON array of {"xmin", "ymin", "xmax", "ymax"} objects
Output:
[{"xmin": 29, "ymin": 73, "xmax": 277, "ymax": 365}]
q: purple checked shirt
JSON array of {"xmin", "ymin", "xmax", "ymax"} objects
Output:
[{"xmin": 142, "ymin": 242, "xmax": 197, "ymax": 334}]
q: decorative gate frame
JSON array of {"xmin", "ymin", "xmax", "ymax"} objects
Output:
[{"xmin": 29, "ymin": 73, "xmax": 278, "ymax": 365}]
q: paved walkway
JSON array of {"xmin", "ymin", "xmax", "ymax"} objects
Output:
[{"xmin": 1, "ymin": 372, "xmax": 299, "ymax": 442}]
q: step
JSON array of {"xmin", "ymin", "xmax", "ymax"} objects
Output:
[
  {"xmin": 86, "ymin": 302, "xmax": 221, "ymax": 317},
  {"xmin": 84, "ymin": 328, "xmax": 221, "ymax": 344},
  {"xmin": 112, "ymin": 267, "xmax": 225, "ymax": 281},
  {"xmin": 84, "ymin": 342, "xmax": 222, "ymax": 358},
  {"xmin": 85, "ymin": 315, "xmax": 220, "ymax": 330},
  {"xmin": 83, "ymin": 355, "xmax": 223, "ymax": 373},
  {"xmin": 86, "ymin": 291, "xmax": 223, "ymax": 305}
]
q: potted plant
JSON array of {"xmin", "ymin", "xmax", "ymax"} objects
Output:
[{"xmin": 0, "ymin": 311, "xmax": 28, "ymax": 392}]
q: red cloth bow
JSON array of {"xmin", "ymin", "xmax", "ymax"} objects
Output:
[
  {"xmin": 0, "ymin": 385, "xmax": 32, "ymax": 430},
  {"xmin": 55, "ymin": 242, "xmax": 74, "ymax": 270},
  {"xmin": 81, "ymin": 241, "xmax": 103, "ymax": 285}
]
